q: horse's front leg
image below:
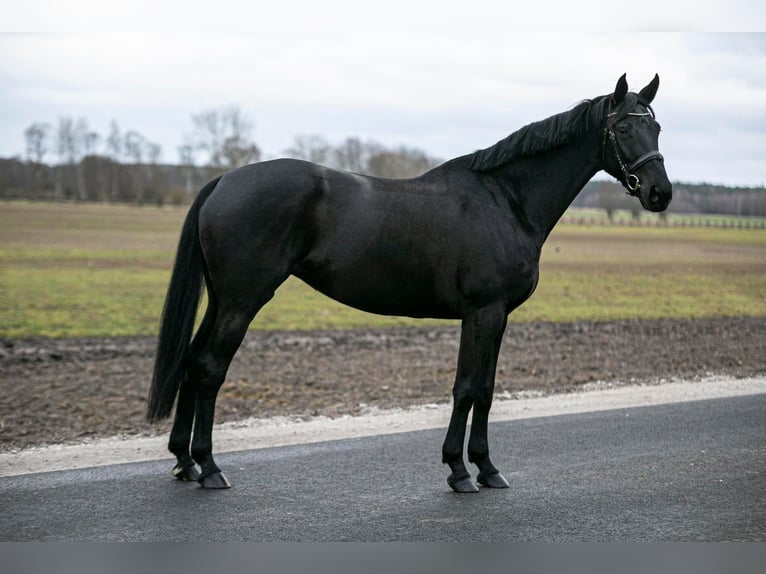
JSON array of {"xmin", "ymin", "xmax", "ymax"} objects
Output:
[
  {"xmin": 467, "ymin": 315, "xmax": 510, "ymax": 489},
  {"xmin": 442, "ymin": 303, "xmax": 507, "ymax": 493}
]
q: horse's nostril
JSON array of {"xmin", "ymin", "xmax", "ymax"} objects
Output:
[{"xmin": 649, "ymin": 186, "xmax": 662, "ymax": 206}]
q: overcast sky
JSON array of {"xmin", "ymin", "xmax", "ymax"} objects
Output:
[{"xmin": 2, "ymin": 3, "xmax": 765, "ymax": 186}]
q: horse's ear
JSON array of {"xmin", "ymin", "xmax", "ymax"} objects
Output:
[
  {"xmin": 638, "ymin": 74, "xmax": 660, "ymax": 104},
  {"xmin": 612, "ymin": 73, "xmax": 628, "ymax": 106}
]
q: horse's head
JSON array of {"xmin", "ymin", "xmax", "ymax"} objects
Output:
[{"xmin": 602, "ymin": 73, "xmax": 672, "ymax": 212}]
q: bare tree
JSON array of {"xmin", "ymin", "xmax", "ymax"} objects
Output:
[
  {"xmin": 54, "ymin": 117, "xmax": 79, "ymax": 199},
  {"xmin": 146, "ymin": 142, "xmax": 161, "ymax": 164},
  {"xmin": 145, "ymin": 141, "xmax": 162, "ymax": 204},
  {"xmin": 366, "ymin": 146, "xmax": 438, "ymax": 178},
  {"xmin": 285, "ymin": 134, "xmax": 333, "ymax": 165},
  {"xmin": 51, "ymin": 116, "xmax": 97, "ymax": 201},
  {"xmin": 124, "ymin": 130, "xmax": 145, "ymax": 203},
  {"xmin": 79, "ymin": 121, "xmax": 99, "ymax": 157},
  {"xmin": 106, "ymin": 121, "xmax": 122, "ymax": 201},
  {"xmin": 178, "ymin": 142, "xmax": 197, "ymax": 197},
  {"xmin": 191, "ymin": 110, "xmax": 222, "ymax": 166},
  {"xmin": 24, "ymin": 123, "xmax": 51, "ymax": 164},
  {"xmin": 73, "ymin": 118, "xmax": 99, "ymax": 201},
  {"xmin": 286, "ymin": 135, "xmax": 439, "ymax": 177},
  {"xmin": 191, "ymin": 105, "xmax": 261, "ymax": 170},
  {"xmin": 56, "ymin": 117, "xmax": 78, "ymax": 164},
  {"xmin": 24, "ymin": 123, "xmax": 52, "ymax": 192},
  {"xmin": 106, "ymin": 121, "xmax": 122, "ymax": 159},
  {"xmin": 123, "ymin": 130, "xmax": 145, "ymax": 164},
  {"xmin": 333, "ymin": 137, "xmax": 381, "ymax": 173}
]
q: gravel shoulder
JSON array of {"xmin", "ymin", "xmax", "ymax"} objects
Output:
[
  {"xmin": 2, "ymin": 317, "xmax": 765, "ymax": 452},
  {"xmin": 3, "ymin": 375, "xmax": 764, "ymax": 477}
]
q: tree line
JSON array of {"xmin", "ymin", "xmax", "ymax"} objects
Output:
[
  {"xmin": 1, "ymin": 105, "xmax": 441, "ymax": 205},
  {"xmin": 575, "ymin": 180, "xmax": 766, "ymax": 218},
  {"xmin": 2, "ymin": 106, "xmax": 765, "ymax": 216}
]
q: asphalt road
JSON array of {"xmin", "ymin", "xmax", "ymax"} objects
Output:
[{"xmin": 1, "ymin": 394, "xmax": 764, "ymax": 541}]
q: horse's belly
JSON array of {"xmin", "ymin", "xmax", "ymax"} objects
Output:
[{"xmin": 293, "ymin": 261, "xmax": 461, "ymax": 320}]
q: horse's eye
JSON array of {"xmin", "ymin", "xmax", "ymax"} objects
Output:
[{"xmin": 617, "ymin": 126, "xmax": 628, "ymax": 135}]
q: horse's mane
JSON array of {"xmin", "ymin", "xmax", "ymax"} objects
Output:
[{"xmin": 468, "ymin": 95, "xmax": 611, "ymax": 172}]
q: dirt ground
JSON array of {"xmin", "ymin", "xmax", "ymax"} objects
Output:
[{"xmin": 1, "ymin": 317, "xmax": 765, "ymax": 451}]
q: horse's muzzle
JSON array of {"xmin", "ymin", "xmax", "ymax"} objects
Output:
[{"xmin": 644, "ymin": 183, "xmax": 672, "ymax": 212}]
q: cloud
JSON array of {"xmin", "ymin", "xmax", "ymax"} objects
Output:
[{"xmin": 1, "ymin": 29, "xmax": 764, "ymax": 186}]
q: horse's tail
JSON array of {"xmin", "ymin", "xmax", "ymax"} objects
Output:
[{"xmin": 146, "ymin": 175, "xmax": 222, "ymax": 422}]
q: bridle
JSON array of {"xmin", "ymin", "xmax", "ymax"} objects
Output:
[{"xmin": 602, "ymin": 101, "xmax": 664, "ymax": 196}]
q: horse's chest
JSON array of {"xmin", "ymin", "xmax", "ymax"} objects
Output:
[{"xmin": 458, "ymin": 235, "xmax": 540, "ymax": 308}]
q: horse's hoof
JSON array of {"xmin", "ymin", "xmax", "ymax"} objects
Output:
[
  {"xmin": 477, "ymin": 470, "xmax": 510, "ymax": 489},
  {"xmin": 172, "ymin": 463, "xmax": 201, "ymax": 482},
  {"xmin": 447, "ymin": 473, "xmax": 479, "ymax": 493},
  {"xmin": 199, "ymin": 472, "xmax": 231, "ymax": 489}
]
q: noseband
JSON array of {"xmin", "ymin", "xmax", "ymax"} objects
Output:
[{"xmin": 603, "ymin": 102, "xmax": 664, "ymax": 196}]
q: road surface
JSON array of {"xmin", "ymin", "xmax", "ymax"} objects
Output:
[{"xmin": 1, "ymin": 386, "xmax": 764, "ymax": 541}]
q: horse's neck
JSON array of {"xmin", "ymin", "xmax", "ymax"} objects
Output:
[{"xmin": 491, "ymin": 131, "xmax": 602, "ymax": 242}]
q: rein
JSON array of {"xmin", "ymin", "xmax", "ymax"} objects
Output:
[{"xmin": 602, "ymin": 102, "xmax": 664, "ymax": 195}]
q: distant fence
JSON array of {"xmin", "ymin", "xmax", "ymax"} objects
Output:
[{"xmin": 560, "ymin": 213, "xmax": 766, "ymax": 230}]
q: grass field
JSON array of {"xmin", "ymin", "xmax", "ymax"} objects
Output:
[{"xmin": 1, "ymin": 200, "xmax": 765, "ymax": 338}]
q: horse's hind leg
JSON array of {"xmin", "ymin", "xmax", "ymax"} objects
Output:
[
  {"xmin": 167, "ymin": 303, "xmax": 218, "ymax": 481},
  {"xmin": 187, "ymin": 269, "xmax": 286, "ymax": 488},
  {"xmin": 167, "ymin": 379, "xmax": 200, "ymax": 481},
  {"xmin": 187, "ymin": 304, "xmax": 259, "ymax": 489}
]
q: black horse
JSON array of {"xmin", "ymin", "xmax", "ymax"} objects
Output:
[{"xmin": 147, "ymin": 74, "xmax": 672, "ymax": 492}]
